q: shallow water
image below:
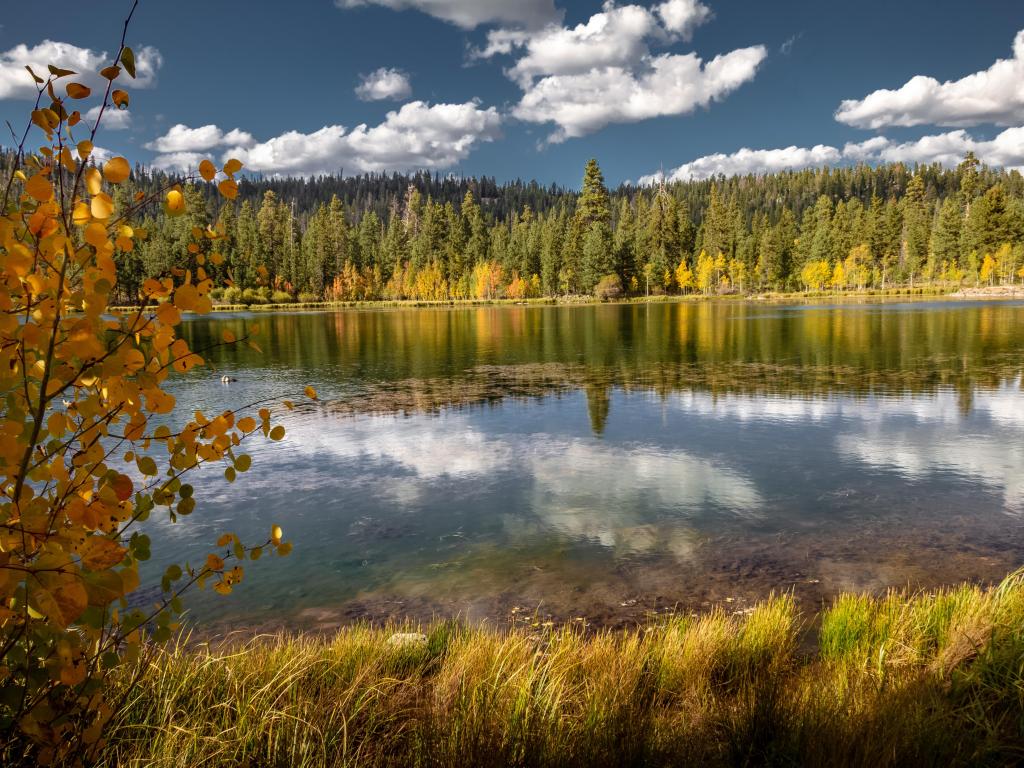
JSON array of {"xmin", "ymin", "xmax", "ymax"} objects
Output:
[{"xmin": 145, "ymin": 299, "xmax": 1024, "ymax": 631}]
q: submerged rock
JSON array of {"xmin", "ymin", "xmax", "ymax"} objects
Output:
[{"xmin": 386, "ymin": 632, "xmax": 427, "ymax": 649}]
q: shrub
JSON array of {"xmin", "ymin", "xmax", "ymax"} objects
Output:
[
  {"xmin": 0, "ymin": 9, "xmax": 302, "ymax": 763},
  {"xmin": 594, "ymin": 273, "xmax": 624, "ymax": 300},
  {"xmin": 223, "ymin": 286, "xmax": 243, "ymax": 304},
  {"xmin": 271, "ymin": 290, "xmax": 294, "ymax": 304}
]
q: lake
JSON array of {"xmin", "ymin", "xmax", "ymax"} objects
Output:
[{"xmin": 148, "ymin": 299, "xmax": 1024, "ymax": 632}]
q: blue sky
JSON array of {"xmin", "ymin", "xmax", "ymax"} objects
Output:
[{"xmin": 0, "ymin": 0, "xmax": 1022, "ymax": 186}]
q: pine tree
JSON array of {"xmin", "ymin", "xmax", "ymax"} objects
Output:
[
  {"xmin": 901, "ymin": 174, "xmax": 930, "ymax": 286},
  {"xmin": 576, "ymin": 159, "xmax": 613, "ymax": 293},
  {"xmin": 931, "ymin": 197, "xmax": 963, "ymax": 270}
]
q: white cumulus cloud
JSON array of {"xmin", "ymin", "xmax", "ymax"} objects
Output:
[
  {"xmin": 836, "ymin": 29, "xmax": 1024, "ymax": 129},
  {"xmin": 0, "ymin": 40, "xmax": 161, "ymax": 100},
  {"xmin": 515, "ymin": 45, "xmax": 766, "ymax": 143},
  {"xmin": 355, "ymin": 67, "xmax": 412, "ymax": 101},
  {"xmin": 84, "ymin": 104, "xmax": 131, "ymax": 130},
  {"xmin": 640, "ymin": 126, "xmax": 1024, "ymax": 183},
  {"xmin": 144, "ymin": 124, "xmax": 256, "ymax": 153},
  {"xmin": 641, "ymin": 144, "xmax": 842, "ymax": 183},
  {"xmin": 150, "ymin": 101, "xmax": 502, "ymax": 176},
  {"xmin": 475, "ymin": 1, "xmax": 758, "ymax": 143},
  {"xmin": 657, "ymin": 0, "xmax": 712, "ymax": 39},
  {"xmin": 335, "ymin": 0, "xmax": 562, "ymax": 30}
]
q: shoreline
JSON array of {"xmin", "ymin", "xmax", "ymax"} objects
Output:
[{"xmin": 108, "ymin": 284, "xmax": 992, "ymax": 316}]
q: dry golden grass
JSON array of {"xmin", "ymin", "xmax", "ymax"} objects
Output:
[{"xmin": 97, "ymin": 575, "xmax": 1024, "ymax": 767}]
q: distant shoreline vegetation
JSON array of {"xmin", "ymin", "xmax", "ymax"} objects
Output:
[
  {"xmin": 107, "ymin": 284, "xmax": 974, "ymax": 316},
  {"xmin": 8, "ymin": 149, "xmax": 1017, "ymax": 307}
]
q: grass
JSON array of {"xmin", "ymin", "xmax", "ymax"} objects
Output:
[{"xmin": 93, "ymin": 570, "xmax": 1024, "ymax": 767}]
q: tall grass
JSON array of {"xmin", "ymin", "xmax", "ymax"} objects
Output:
[{"xmin": 98, "ymin": 575, "xmax": 1024, "ymax": 767}]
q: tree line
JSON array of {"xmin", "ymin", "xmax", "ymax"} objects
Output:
[{"xmin": 4, "ymin": 149, "xmax": 1017, "ymax": 303}]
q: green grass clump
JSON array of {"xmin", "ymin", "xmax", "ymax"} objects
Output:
[{"xmin": 97, "ymin": 577, "xmax": 1024, "ymax": 767}]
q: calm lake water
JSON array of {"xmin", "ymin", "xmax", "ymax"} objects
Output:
[{"xmin": 147, "ymin": 299, "xmax": 1024, "ymax": 631}]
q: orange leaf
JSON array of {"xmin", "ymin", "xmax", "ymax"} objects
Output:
[
  {"xmin": 218, "ymin": 178, "xmax": 238, "ymax": 200},
  {"xmin": 80, "ymin": 537, "xmax": 128, "ymax": 571},
  {"xmin": 24, "ymin": 173, "xmax": 53, "ymax": 202},
  {"xmin": 66, "ymin": 82, "xmax": 91, "ymax": 99},
  {"xmin": 199, "ymin": 159, "xmax": 217, "ymax": 182}
]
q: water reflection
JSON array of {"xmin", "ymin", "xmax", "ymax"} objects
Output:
[{"xmin": 160, "ymin": 301, "xmax": 1024, "ymax": 630}]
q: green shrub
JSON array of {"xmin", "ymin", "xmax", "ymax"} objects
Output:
[{"xmin": 241, "ymin": 288, "xmax": 268, "ymax": 305}]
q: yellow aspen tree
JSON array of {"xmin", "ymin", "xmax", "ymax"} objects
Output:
[{"xmin": 0, "ymin": 6, "xmax": 307, "ymax": 762}]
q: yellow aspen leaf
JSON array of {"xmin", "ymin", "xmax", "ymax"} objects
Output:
[
  {"xmin": 283, "ymin": 400, "xmax": 294, "ymax": 410},
  {"xmin": 235, "ymin": 454, "xmax": 252, "ymax": 472},
  {"xmin": 84, "ymin": 222, "xmax": 109, "ymax": 248},
  {"xmin": 198, "ymin": 159, "xmax": 217, "ymax": 182},
  {"xmin": 122, "ymin": 348, "xmax": 145, "ymax": 372},
  {"xmin": 206, "ymin": 554, "xmax": 224, "ymax": 571},
  {"xmin": 90, "ymin": 192, "xmax": 114, "ymax": 220},
  {"xmin": 218, "ymin": 178, "xmax": 238, "ymax": 199},
  {"xmin": 80, "ymin": 537, "xmax": 128, "ymax": 571},
  {"xmin": 103, "ymin": 156, "xmax": 131, "ymax": 184},
  {"xmin": 269, "ymin": 425, "xmax": 285, "ymax": 441},
  {"xmin": 277, "ymin": 542, "xmax": 293, "ymax": 557},
  {"xmin": 173, "ymin": 283, "xmax": 199, "ymax": 311},
  {"xmin": 68, "ymin": 109, "xmax": 81, "ymax": 126},
  {"xmin": 156, "ymin": 302, "xmax": 181, "ymax": 327},
  {"xmin": 223, "ymin": 158, "xmax": 243, "ymax": 176},
  {"xmin": 116, "ymin": 235, "xmax": 134, "ymax": 251},
  {"xmin": 237, "ymin": 417, "xmax": 256, "ymax": 433},
  {"xmin": 66, "ymin": 82, "xmax": 91, "ymax": 99},
  {"xmin": 60, "ymin": 146, "xmax": 77, "ymax": 173},
  {"xmin": 72, "ymin": 201, "xmax": 91, "ymax": 226},
  {"xmin": 25, "ymin": 173, "xmax": 53, "ymax": 201},
  {"xmin": 101, "ymin": 65, "xmax": 121, "ymax": 80},
  {"xmin": 271, "ymin": 525, "xmax": 283, "ymax": 545},
  {"xmin": 213, "ymin": 582, "xmax": 232, "ymax": 595},
  {"xmin": 6, "ymin": 242, "xmax": 32, "ymax": 276},
  {"xmin": 85, "ymin": 167, "xmax": 103, "ymax": 195},
  {"xmin": 32, "ymin": 579, "xmax": 88, "ymax": 628},
  {"xmin": 145, "ymin": 389, "xmax": 176, "ymax": 414},
  {"xmin": 217, "ymin": 533, "xmax": 233, "ymax": 547},
  {"xmin": 165, "ymin": 189, "xmax": 185, "ymax": 216},
  {"xmin": 77, "ymin": 139, "xmax": 93, "ymax": 160},
  {"xmin": 112, "ymin": 89, "xmax": 129, "ymax": 109},
  {"xmin": 304, "ymin": 386, "xmax": 318, "ymax": 400}
]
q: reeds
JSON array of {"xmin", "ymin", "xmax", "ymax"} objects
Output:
[{"xmin": 99, "ymin": 574, "xmax": 1024, "ymax": 767}]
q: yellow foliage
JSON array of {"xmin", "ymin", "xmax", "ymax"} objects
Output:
[{"xmin": 0, "ymin": 8, "xmax": 295, "ymax": 763}]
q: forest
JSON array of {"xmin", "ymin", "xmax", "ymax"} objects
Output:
[{"xmin": 6, "ymin": 149, "xmax": 1021, "ymax": 304}]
